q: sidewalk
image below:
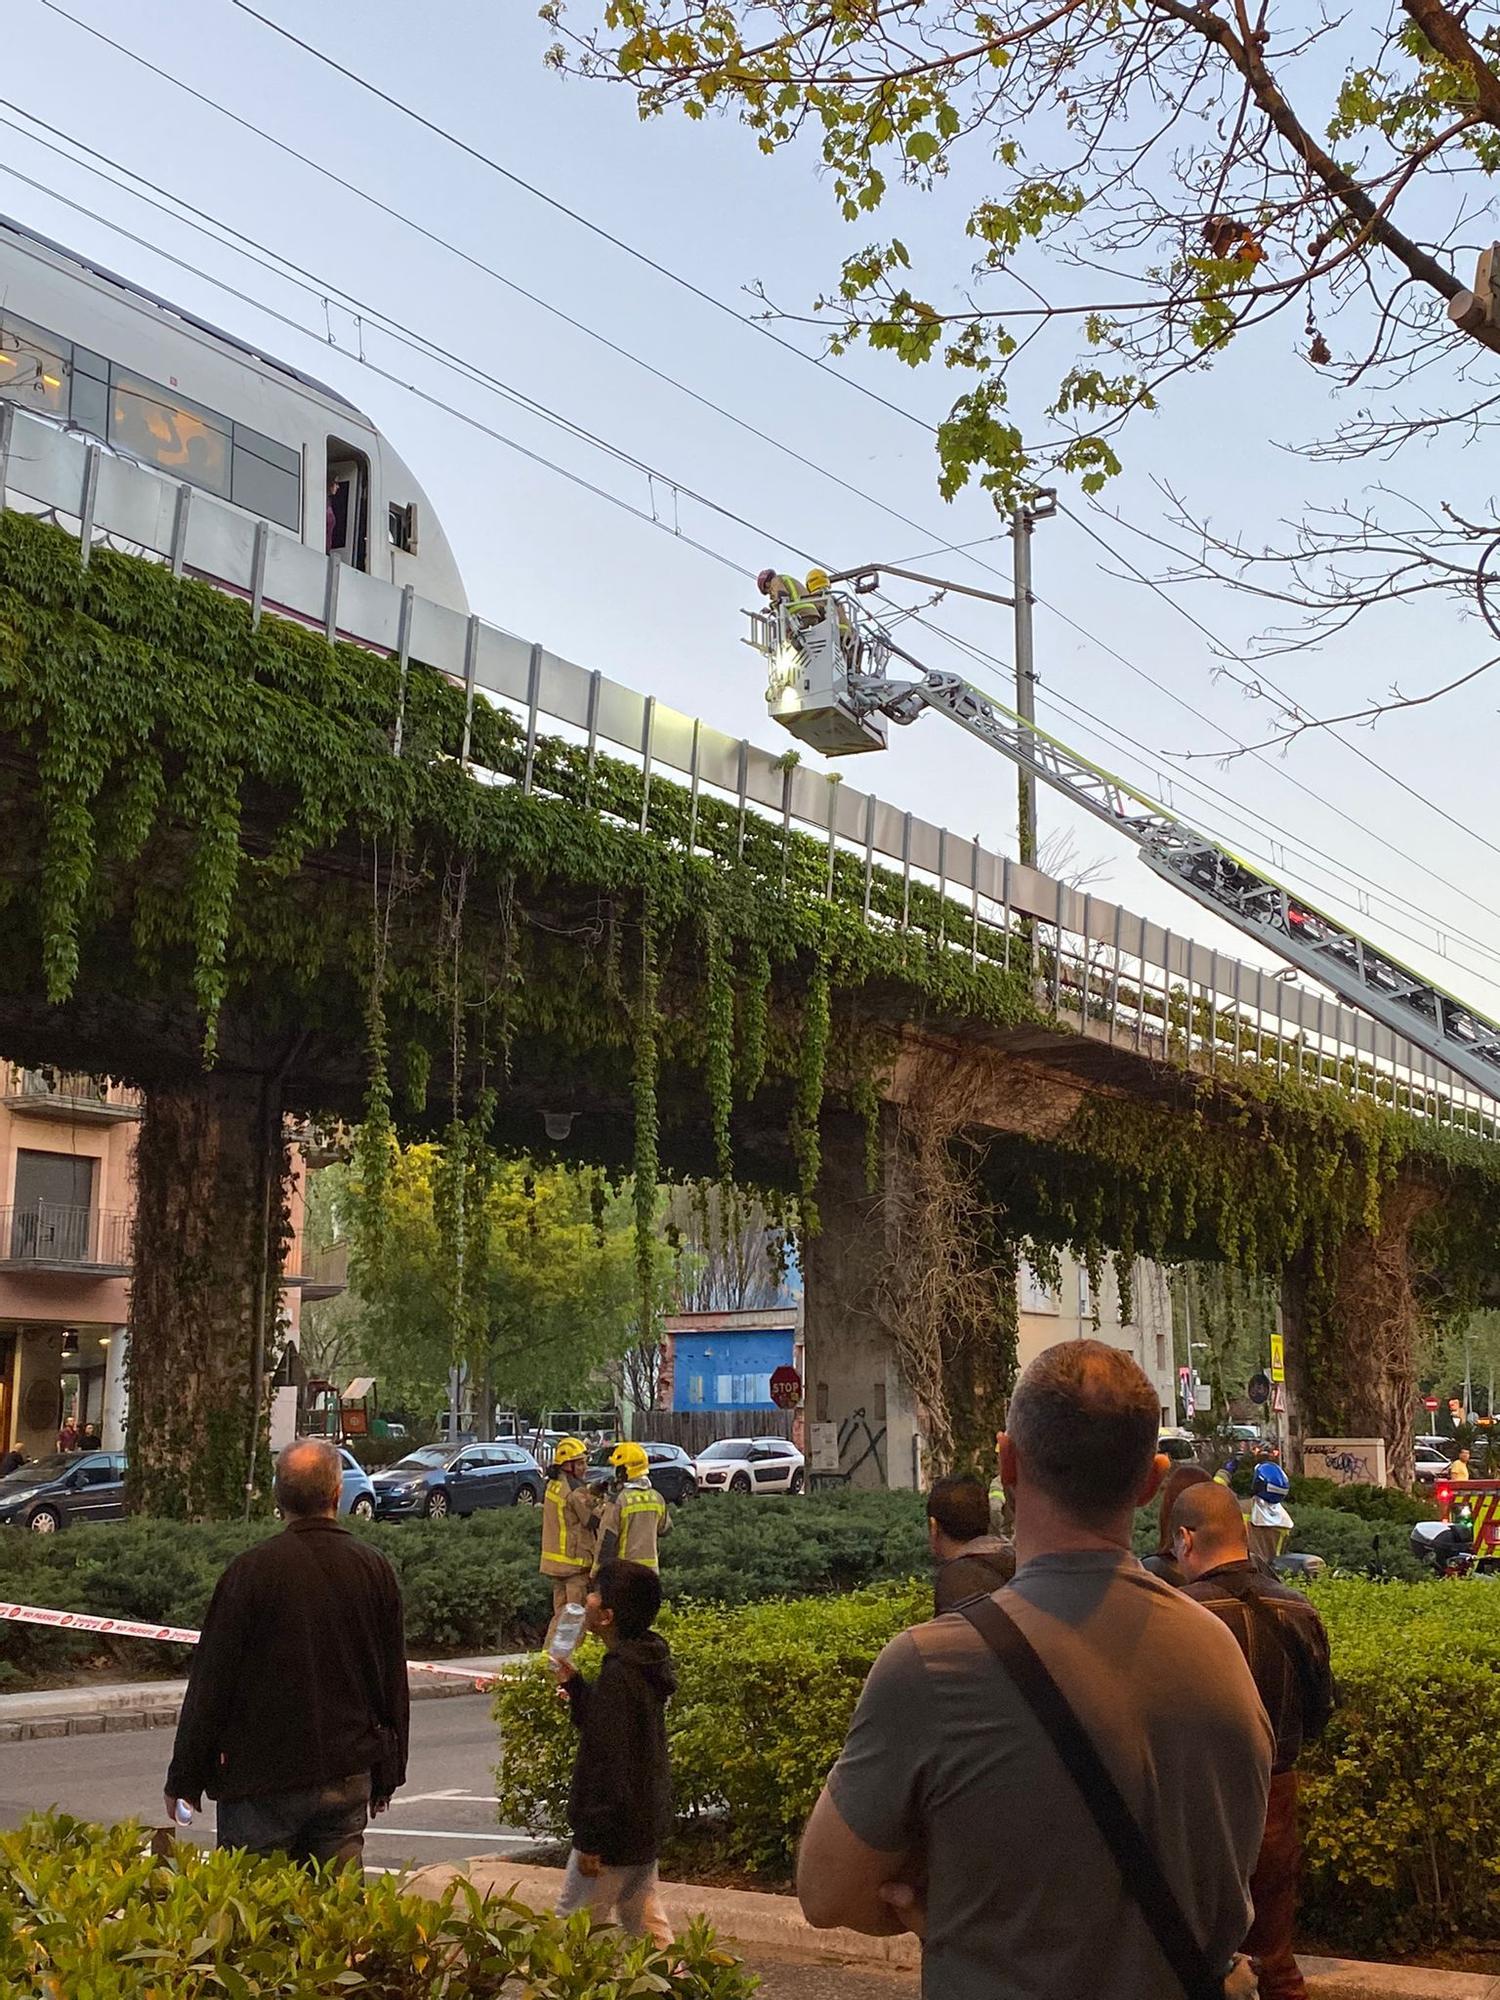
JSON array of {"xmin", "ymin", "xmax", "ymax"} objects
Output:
[
  {"xmin": 404, "ymin": 1859, "xmax": 1500, "ymax": 2000},
  {"xmin": 0, "ymin": 1654, "xmax": 523, "ymax": 1741}
]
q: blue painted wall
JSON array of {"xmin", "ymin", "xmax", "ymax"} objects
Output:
[{"xmin": 671, "ymin": 1327, "xmax": 796, "ymax": 1412}]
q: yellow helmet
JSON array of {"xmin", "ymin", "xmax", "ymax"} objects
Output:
[
  {"xmin": 609, "ymin": 1441, "xmax": 650, "ymax": 1481},
  {"xmin": 552, "ymin": 1435, "xmax": 588, "ymax": 1468},
  {"xmin": 805, "ymin": 566, "xmax": 830, "ymax": 593}
]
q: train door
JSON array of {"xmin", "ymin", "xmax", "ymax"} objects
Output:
[{"xmin": 325, "ymin": 440, "xmax": 370, "ymax": 571}]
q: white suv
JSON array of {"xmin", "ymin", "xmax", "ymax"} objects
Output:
[{"xmin": 694, "ymin": 1437, "xmax": 806, "ymax": 1495}]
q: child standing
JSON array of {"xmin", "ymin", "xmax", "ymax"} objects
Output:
[{"xmin": 554, "ymin": 1558, "xmax": 677, "ymax": 1948}]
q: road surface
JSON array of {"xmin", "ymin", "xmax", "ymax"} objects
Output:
[{"xmin": 0, "ymin": 1697, "xmax": 919, "ymax": 1994}]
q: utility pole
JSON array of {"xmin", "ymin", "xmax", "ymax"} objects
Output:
[{"xmin": 1011, "ymin": 492, "xmax": 1056, "ymax": 867}]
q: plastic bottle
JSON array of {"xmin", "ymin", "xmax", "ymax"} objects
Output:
[
  {"xmin": 172, "ymin": 1798, "xmax": 194, "ymax": 1826},
  {"xmin": 547, "ymin": 1602, "xmax": 588, "ymax": 1668}
]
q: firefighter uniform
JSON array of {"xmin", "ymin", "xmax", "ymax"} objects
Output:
[
  {"xmin": 540, "ymin": 1437, "xmax": 598, "ymax": 1646},
  {"xmin": 594, "ymin": 1443, "xmax": 672, "ymax": 1573}
]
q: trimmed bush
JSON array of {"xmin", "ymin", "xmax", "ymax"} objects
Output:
[
  {"xmin": 497, "ymin": 1575, "xmax": 1500, "ymax": 1954},
  {"xmin": 1290, "ymin": 1478, "xmax": 1436, "ymax": 1526},
  {"xmin": 0, "ymin": 1811, "xmax": 754, "ymax": 1996},
  {"xmin": 495, "ymin": 1583, "xmax": 930, "ymax": 1877},
  {"xmin": 0, "ymin": 1493, "xmax": 931, "ymax": 1686}
]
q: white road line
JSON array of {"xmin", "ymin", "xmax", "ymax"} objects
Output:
[
  {"xmin": 365, "ymin": 1826, "xmax": 529, "ymax": 1842},
  {"xmin": 401, "ymin": 1790, "xmax": 497, "ymax": 1804}
]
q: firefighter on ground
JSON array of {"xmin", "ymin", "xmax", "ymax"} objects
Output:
[
  {"xmin": 540, "ymin": 1436, "xmax": 598, "ymax": 1649},
  {"xmin": 594, "ymin": 1441, "xmax": 672, "ymax": 1573},
  {"xmin": 1243, "ymin": 1459, "xmax": 1295, "ymax": 1567}
]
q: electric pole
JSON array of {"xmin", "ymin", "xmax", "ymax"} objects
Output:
[{"xmin": 1011, "ymin": 492, "xmax": 1055, "ymax": 867}]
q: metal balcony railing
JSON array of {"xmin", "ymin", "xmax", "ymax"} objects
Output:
[
  {"xmin": 0, "ymin": 1202, "xmax": 132, "ymax": 1270},
  {"xmin": 3, "ymin": 1066, "xmax": 142, "ymax": 1117}
]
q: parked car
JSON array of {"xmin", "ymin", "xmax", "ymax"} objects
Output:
[
  {"xmin": 693, "ymin": 1437, "xmax": 805, "ymax": 1495},
  {"xmin": 1157, "ymin": 1431, "xmax": 1199, "ymax": 1463},
  {"xmin": 585, "ymin": 1441, "xmax": 697, "ymax": 1504},
  {"xmin": 1413, "ymin": 1443, "xmax": 1454, "ymax": 1487},
  {"xmin": 0, "ymin": 1451, "xmax": 126, "ymax": 1533},
  {"xmin": 369, "ymin": 1442, "xmax": 545, "ymax": 1519},
  {"xmin": 272, "ymin": 1444, "xmax": 377, "ymax": 1520}
]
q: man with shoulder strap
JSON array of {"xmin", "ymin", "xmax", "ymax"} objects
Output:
[
  {"xmin": 541, "ymin": 1435, "xmax": 598, "ymax": 1650},
  {"xmin": 797, "ymin": 1340, "xmax": 1271, "ymax": 2000},
  {"xmin": 594, "ymin": 1442, "xmax": 671, "ymax": 1573},
  {"xmin": 1175, "ymin": 1482, "xmax": 1335, "ymax": 2000}
]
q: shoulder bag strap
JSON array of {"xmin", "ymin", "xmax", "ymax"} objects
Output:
[{"xmin": 960, "ymin": 1594, "xmax": 1226, "ymax": 2000}]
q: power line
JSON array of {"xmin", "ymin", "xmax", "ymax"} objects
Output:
[
  {"xmin": 1061, "ymin": 498, "xmax": 1500, "ymax": 866},
  {"xmin": 213, "ymin": 4, "xmax": 1500, "ymax": 914},
  {"xmin": 7, "ymin": 100, "xmax": 1500, "ymax": 977},
  {"xmin": 44, "ymin": 1, "xmax": 1497, "ymax": 938},
  {"xmin": 34, "ymin": 0, "xmax": 1013, "ymax": 588}
]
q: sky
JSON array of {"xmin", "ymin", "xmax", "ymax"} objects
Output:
[{"xmin": 4, "ymin": 0, "xmax": 1500, "ymax": 1028}]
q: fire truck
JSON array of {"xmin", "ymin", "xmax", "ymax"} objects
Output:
[{"xmin": 1413, "ymin": 1480, "xmax": 1500, "ymax": 1574}]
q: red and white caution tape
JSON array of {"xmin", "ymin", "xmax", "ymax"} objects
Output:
[{"xmin": 0, "ymin": 1600, "xmax": 507, "ymax": 1689}]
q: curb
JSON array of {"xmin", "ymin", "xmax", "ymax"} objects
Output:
[
  {"xmin": 402, "ymin": 1859, "xmax": 1500, "ymax": 1999},
  {"xmin": 0, "ymin": 1670, "xmax": 492, "ymax": 1743}
]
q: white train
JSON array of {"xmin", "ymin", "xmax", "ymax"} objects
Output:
[{"xmin": 0, "ymin": 213, "xmax": 468, "ymax": 613}]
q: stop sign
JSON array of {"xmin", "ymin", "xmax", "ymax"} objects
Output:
[{"xmin": 770, "ymin": 1365, "xmax": 802, "ymax": 1410}]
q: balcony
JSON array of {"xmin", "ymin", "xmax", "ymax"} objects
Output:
[
  {"xmin": 0, "ymin": 1203, "xmax": 132, "ymax": 1275},
  {"xmin": 3, "ymin": 1067, "xmax": 142, "ymax": 1124},
  {"xmin": 284, "ymin": 1238, "xmax": 349, "ymax": 1302}
]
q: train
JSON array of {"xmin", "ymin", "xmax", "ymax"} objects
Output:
[{"xmin": 0, "ymin": 212, "xmax": 468, "ymax": 614}]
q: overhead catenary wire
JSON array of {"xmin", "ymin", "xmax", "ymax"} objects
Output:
[
  {"xmin": 33, "ymin": 1, "xmax": 1500, "ymax": 944},
  {"xmin": 4, "ymin": 99, "xmax": 1499, "ymax": 984}
]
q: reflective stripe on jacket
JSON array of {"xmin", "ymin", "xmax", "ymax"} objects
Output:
[
  {"xmin": 596, "ymin": 1478, "xmax": 671, "ymax": 1573},
  {"xmin": 541, "ymin": 1477, "xmax": 594, "ymax": 1576}
]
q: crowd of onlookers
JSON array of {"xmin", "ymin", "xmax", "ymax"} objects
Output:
[{"xmin": 159, "ymin": 1343, "xmax": 1332, "ymax": 1999}]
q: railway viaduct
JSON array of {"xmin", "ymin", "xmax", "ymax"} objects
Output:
[{"xmin": 2, "ymin": 409, "xmax": 1497, "ymax": 1509}]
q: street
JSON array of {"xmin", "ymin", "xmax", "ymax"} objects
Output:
[
  {"xmin": 0, "ymin": 1695, "xmax": 917, "ymax": 1996},
  {"xmin": 0, "ymin": 1696, "xmax": 534, "ymax": 1872}
]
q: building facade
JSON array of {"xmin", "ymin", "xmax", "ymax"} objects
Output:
[
  {"xmin": 1017, "ymin": 1253, "xmax": 1177, "ymax": 1427},
  {"xmin": 660, "ymin": 1309, "xmax": 802, "ymax": 1415},
  {"xmin": 0, "ymin": 1062, "xmax": 336, "ymax": 1460}
]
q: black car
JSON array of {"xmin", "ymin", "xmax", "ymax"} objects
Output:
[
  {"xmin": 0, "ymin": 1451, "xmax": 127, "ymax": 1533},
  {"xmin": 585, "ymin": 1441, "xmax": 697, "ymax": 1505},
  {"xmin": 369, "ymin": 1442, "xmax": 545, "ymax": 1519}
]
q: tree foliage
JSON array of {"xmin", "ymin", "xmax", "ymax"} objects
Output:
[
  {"xmin": 554, "ymin": 0, "xmax": 1500, "ymax": 721},
  {"xmin": 346, "ymin": 1148, "xmax": 653, "ymax": 1420}
]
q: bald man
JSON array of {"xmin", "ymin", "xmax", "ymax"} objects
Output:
[
  {"xmin": 165, "ymin": 1439, "xmax": 410, "ymax": 1867},
  {"xmin": 1174, "ymin": 1483, "xmax": 1334, "ymax": 2000}
]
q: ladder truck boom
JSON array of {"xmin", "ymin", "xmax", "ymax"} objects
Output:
[{"xmin": 746, "ymin": 592, "xmax": 1500, "ymax": 1101}]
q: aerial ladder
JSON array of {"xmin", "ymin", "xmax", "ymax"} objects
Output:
[{"xmin": 746, "ymin": 580, "xmax": 1500, "ymax": 1102}]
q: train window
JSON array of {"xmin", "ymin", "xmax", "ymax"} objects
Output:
[
  {"xmin": 388, "ymin": 501, "xmax": 418, "ymax": 553},
  {"xmin": 110, "ymin": 369, "xmax": 230, "ymax": 498},
  {"xmin": 231, "ymin": 426, "xmax": 301, "ymax": 533},
  {"xmin": 0, "ymin": 312, "xmax": 68, "ymax": 417}
]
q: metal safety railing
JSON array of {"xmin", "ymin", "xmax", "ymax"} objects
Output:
[
  {"xmin": 0, "ymin": 1202, "xmax": 132, "ymax": 1270},
  {"xmin": 1, "ymin": 401, "xmax": 1496, "ymax": 1136}
]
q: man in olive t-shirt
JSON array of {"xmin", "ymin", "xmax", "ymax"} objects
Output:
[{"xmin": 796, "ymin": 1342, "xmax": 1272, "ymax": 2000}]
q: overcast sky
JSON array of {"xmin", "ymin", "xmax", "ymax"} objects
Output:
[{"xmin": 6, "ymin": 0, "xmax": 1500, "ymax": 1028}]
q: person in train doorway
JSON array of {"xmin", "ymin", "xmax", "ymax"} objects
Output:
[
  {"xmin": 594, "ymin": 1442, "xmax": 671, "ymax": 1575},
  {"xmin": 540, "ymin": 1436, "xmax": 599, "ymax": 1652}
]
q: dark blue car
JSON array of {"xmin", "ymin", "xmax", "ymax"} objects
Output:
[{"xmin": 369, "ymin": 1442, "xmax": 545, "ymax": 1520}]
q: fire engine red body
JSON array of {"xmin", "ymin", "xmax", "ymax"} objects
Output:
[{"xmin": 1436, "ymin": 1480, "xmax": 1500, "ymax": 1563}]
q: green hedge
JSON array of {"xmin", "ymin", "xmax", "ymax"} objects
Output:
[
  {"xmin": 0, "ymin": 1487, "xmax": 1431, "ymax": 1687},
  {"xmin": 496, "ymin": 1576, "xmax": 1500, "ymax": 1954},
  {"xmin": 495, "ymin": 1584, "xmax": 930, "ymax": 1878},
  {"xmin": 0, "ymin": 1812, "xmax": 753, "ymax": 1997},
  {"xmin": 0, "ymin": 1494, "xmax": 931, "ymax": 1686}
]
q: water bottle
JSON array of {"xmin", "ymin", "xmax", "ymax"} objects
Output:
[
  {"xmin": 548, "ymin": 1602, "xmax": 588, "ymax": 1668},
  {"xmin": 172, "ymin": 1798, "xmax": 194, "ymax": 1827}
]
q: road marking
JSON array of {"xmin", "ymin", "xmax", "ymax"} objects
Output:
[
  {"xmin": 400, "ymin": 1789, "xmax": 497, "ymax": 1804},
  {"xmin": 366, "ymin": 1827, "xmax": 529, "ymax": 1842}
]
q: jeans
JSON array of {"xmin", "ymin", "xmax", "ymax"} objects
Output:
[
  {"xmin": 1245, "ymin": 1769, "xmax": 1306, "ymax": 2000},
  {"xmin": 555, "ymin": 1848, "xmax": 673, "ymax": 1948},
  {"xmin": 217, "ymin": 1770, "xmax": 371, "ymax": 1869}
]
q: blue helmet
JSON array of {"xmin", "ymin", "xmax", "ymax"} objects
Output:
[{"xmin": 1252, "ymin": 1461, "xmax": 1290, "ymax": 1501}]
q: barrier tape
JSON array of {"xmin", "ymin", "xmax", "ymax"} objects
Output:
[{"xmin": 0, "ymin": 1600, "xmax": 506, "ymax": 1690}]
